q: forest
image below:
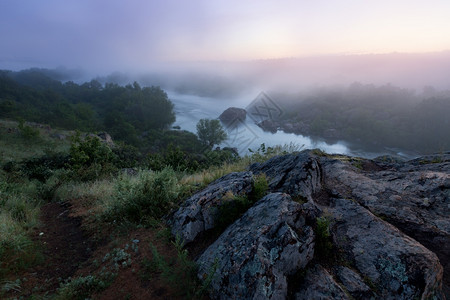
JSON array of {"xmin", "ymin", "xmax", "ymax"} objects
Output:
[{"xmin": 269, "ymin": 83, "xmax": 450, "ymax": 153}]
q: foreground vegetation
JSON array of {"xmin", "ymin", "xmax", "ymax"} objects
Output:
[{"xmin": 0, "ymin": 117, "xmax": 297, "ymax": 299}]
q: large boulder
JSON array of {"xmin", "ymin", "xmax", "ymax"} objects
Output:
[
  {"xmin": 219, "ymin": 107, "xmax": 247, "ymax": 126},
  {"xmin": 169, "ymin": 172, "xmax": 253, "ymax": 244},
  {"xmin": 197, "ymin": 193, "xmax": 315, "ymax": 300}
]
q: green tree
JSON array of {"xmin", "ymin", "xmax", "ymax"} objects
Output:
[{"xmin": 196, "ymin": 119, "xmax": 227, "ymax": 148}]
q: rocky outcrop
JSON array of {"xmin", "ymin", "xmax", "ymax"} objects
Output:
[
  {"xmin": 169, "ymin": 151, "xmax": 449, "ymax": 299},
  {"xmin": 169, "ymin": 172, "xmax": 253, "ymax": 244},
  {"xmin": 249, "ymin": 151, "xmax": 322, "ymax": 202},
  {"xmin": 328, "ymin": 197, "xmax": 443, "ymax": 299},
  {"xmin": 320, "ymin": 153, "xmax": 450, "ymax": 297},
  {"xmin": 219, "ymin": 107, "xmax": 247, "ymax": 126},
  {"xmin": 197, "ymin": 193, "xmax": 315, "ymax": 300}
]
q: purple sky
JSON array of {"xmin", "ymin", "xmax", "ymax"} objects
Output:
[{"xmin": 1, "ymin": 0, "xmax": 450, "ymax": 72}]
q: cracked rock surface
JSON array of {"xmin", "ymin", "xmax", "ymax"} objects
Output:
[
  {"xmin": 197, "ymin": 193, "xmax": 314, "ymax": 300},
  {"xmin": 170, "ymin": 151, "xmax": 449, "ymax": 299}
]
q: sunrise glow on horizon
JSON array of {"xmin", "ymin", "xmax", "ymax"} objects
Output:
[{"xmin": 1, "ymin": 0, "xmax": 450, "ymax": 70}]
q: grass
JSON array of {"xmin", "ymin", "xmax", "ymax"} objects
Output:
[
  {"xmin": 0, "ymin": 119, "xmax": 71, "ymax": 164},
  {"xmin": 314, "ymin": 216, "xmax": 334, "ymax": 261},
  {"xmin": 0, "ymin": 171, "xmax": 43, "ymax": 283},
  {"xmin": 145, "ymin": 235, "xmax": 217, "ymax": 299},
  {"xmin": 180, "ymin": 143, "xmax": 302, "ymax": 189}
]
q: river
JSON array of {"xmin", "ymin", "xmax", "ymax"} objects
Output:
[{"xmin": 167, "ymin": 91, "xmax": 415, "ymax": 159}]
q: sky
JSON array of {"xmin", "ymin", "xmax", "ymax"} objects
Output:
[{"xmin": 1, "ymin": 0, "xmax": 450, "ymax": 72}]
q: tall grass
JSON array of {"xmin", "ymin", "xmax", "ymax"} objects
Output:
[
  {"xmin": 180, "ymin": 142, "xmax": 304, "ymax": 188},
  {"xmin": 0, "ymin": 175, "xmax": 42, "ymax": 280},
  {"xmin": 0, "ymin": 120, "xmax": 71, "ymax": 164},
  {"xmin": 100, "ymin": 167, "xmax": 180, "ymax": 224}
]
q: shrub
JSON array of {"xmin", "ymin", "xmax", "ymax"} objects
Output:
[
  {"xmin": 103, "ymin": 167, "xmax": 179, "ymax": 224},
  {"xmin": 68, "ymin": 133, "xmax": 117, "ymax": 181},
  {"xmin": 17, "ymin": 119, "xmax": 40, "ymax": 140},
  {"xmin": 147, "ymin": 235, "xmax": 217, "ymax": 298}
]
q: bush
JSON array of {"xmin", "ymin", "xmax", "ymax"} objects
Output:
[
  {"xmin": 103, "ymin": 167, "xmax": 179, "ymax": 224},
  {"xmin": 68, "ymin": 133, "xmax": 118, "ymax": 181},
  {"xmin": 17, "ymin": 119, "xmax": 40, "ymax": 140}
]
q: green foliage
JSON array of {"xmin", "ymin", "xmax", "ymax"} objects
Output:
[
  {"xmin": 314, "ymin": 216, "xmax": 333, "ymax": 260},
  {"xmin": 196, "ymin": 118, "xmax": 227, "ymax": 148},
  {"xmin": 248, "ymin": 143, "xmax": 304, "ymax": 163},
  {"xmin": 215, "ymin": 195, "xmax": 252, "ymax": 233},
  {"xmin": 56, "ymin": 274, "xmax": 115, "ymax": 300},
  {"xmin": 250, "ymin": 173, "xmax": 269, "ymax": 202},
  {"xmin": 20, "ymin": 153, "xmax": 69, "ymax": 182},
  {"xmin": 103, "ymin": 168, "xmax": 179, "ymax": 224},
  {"xmin": 147, "ymin": 144, "xmax": 200, "ymax": 173},
  {"xmin": 147, "ymin": 144, "xmax": 239, "ymax": 174},
  {"xmin": 278, "ymin": 83, "xmax": 450, "ymax": 153},
  {"xmin": 0, "ymin": 171, "xmax": 43, "ymax": 280},
  {"xmin": 0, "ymin": 70, "xmax": 176, "ymax": 146},
  {"xmin": 215, "ymin": 174, "xmax": 268, "ymax": 233},
  {"xmin": 68, "ymin": 133, "xmax": 117, "ymax": 181},
  {"xmin": 17, "ymin": 119, "xmax": 40, "ymax": 140},
  {"xmin": 147, "ymin": 235, "xmax": 217, "ymax": 298}
]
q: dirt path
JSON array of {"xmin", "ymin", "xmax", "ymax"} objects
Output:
[{"xmin": 17, "ymin": 202, "xmax": 96, "ymax": 297}]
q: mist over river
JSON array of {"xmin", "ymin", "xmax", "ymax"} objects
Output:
[{"xmin": 168, "ymin": 91, "xmax": 417, "ymax": 159}]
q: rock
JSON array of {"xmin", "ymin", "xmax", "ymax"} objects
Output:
[
  {"xmin": 295, "ymin": 265, "xmax": 349, "ymax": 300},
  {"xmin": 197, "ymin": 193, "xmax": 315, "ymax": 300},
  {"xmin": 337, "ymin": 266, "xmax": 372, "ymax": 298},
  {"xmin": 169, "ymin": 172, "xmax": 254, "ymax": 244},
  {"xmin": 249, "ymin": 151, "xmax": 322, "ymax": 202},
  {"xmin": 97, "ymin": 132, "xmax": 114, "ymax": 146},
  {"xmin": 257, "ymin": 119, "xmax": 279, "ymax": 133},
  {"xmin": 168, "ymin": 150, "xmax": 448, "ymax": 298},
  {"xmin": 328, "ymin": 197, "xmax": 444, "ymax": 299},
  {"xmin": 219, "ymin": 107, "xmax": 246, "ymax": 126},
  {"xmin": 320, "ymin": 153, "xmax": 450, "ymax": 297}
]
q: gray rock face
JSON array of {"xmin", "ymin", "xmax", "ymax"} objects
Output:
[
  {"xmin": 337, "ymin": 266, "xmax": 372, "ymax": 298},
  {"xmin": 197, "ymin": 193, "xmax": 315, "ymax": 300},
  {"xmin": 219, "ymin": 107, "xmax": 247, "ymax": 125},
  {"xmin": 169, "ymin": 151, "xmax": 448, "ymax": 299},
  {"xmin": 295, "ymin": 265, "xmax": 349, "ymax": 300},
  {"xmin": 169, "ymin": 171, "xmax": 253, "ymax": 244},
  {"xmin": 250, "ymin": 151, "xmax": 322, "ymax": 201},
  {"xmin": 329, "ymin": 197, "xmax": 443, "ymax": 299},
  {"xmin": 320, "ymin": 154, "xmax": 450, "ymax": 297}
]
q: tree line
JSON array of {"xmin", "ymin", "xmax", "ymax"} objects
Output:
[{"xmin": 0, "ymin": 69, "xmax": 175, "ymax": 145}]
